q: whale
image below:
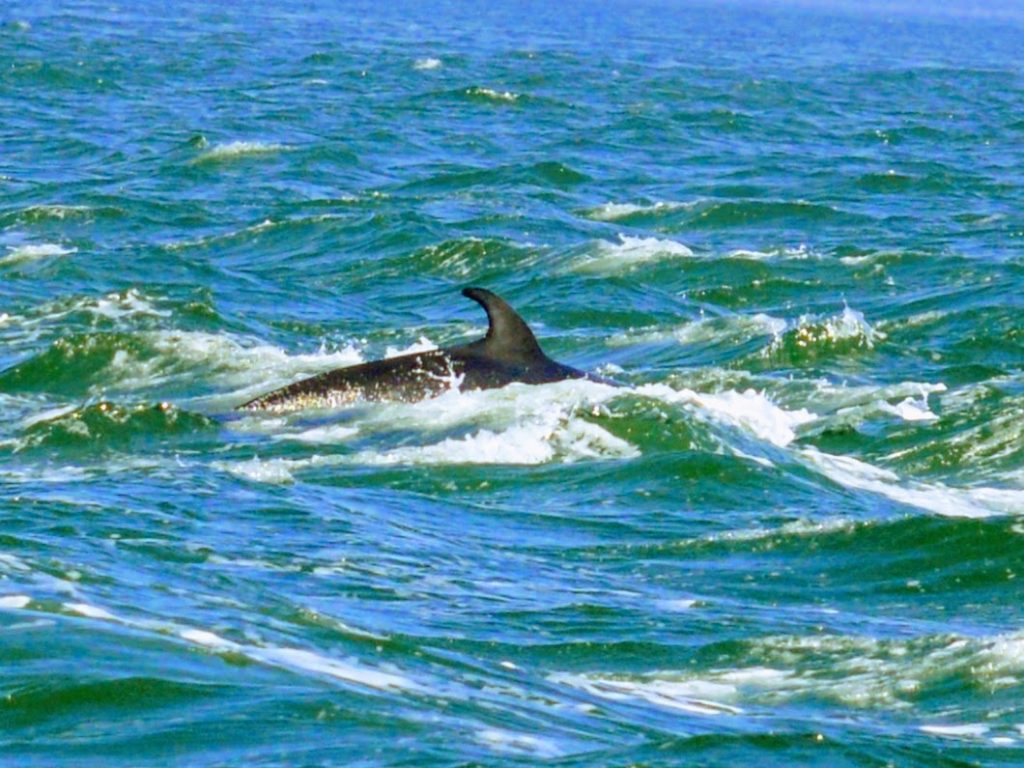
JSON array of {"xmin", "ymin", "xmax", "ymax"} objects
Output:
[{"xmin": 239, "ymin": 287, "xmax": 609, "ymax": 412}]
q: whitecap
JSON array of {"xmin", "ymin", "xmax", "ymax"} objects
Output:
[
  {"xmin": 920, "ymin": 724, "xmax": 989, "ymax": 739},
  {"xmin": 767, "ymin": 306, "xmax": 883, "ymax": 355},
  {"xmin": 351, "ymin": 413, "xmax": 636, "ymax": 466},
  {"xmin": 637, "ymin": 384, "xmax": 816, "ymax": 447},
  {"xmin": 801, "ymin": 447, "xmax": 1024, "ymax": 518},
  {"xmin": 89, "ymin": 288, "xmax": 171, "ymax": 320},
  {"xmin": 468, "ymin": 87, "xmax": 519, "ymax": 102},
  {"xmin": 272, "ymin": 424, "xmax": 360, "ymax": 445},
  {"xmin": 414, "ymin": 57, "xmax": 442, "ymax": 70},
  {"xmin": 102, "ymin": 330, "xmax": 363, "ymax": 401},
  {"xmin": 0, "ymin": 553, "xmax": 32, "ymax": 573},
  {"xmin": 656, "ymin": 598, "xmax": 703, "ymax": 611},
  {"xmin": 883, "ymin": 396, "xmax": 939, "ymax": 422},
  {"xmin": 18, "ymin": 204, "xmax": 92, "ymax": 220},
  {"xmin": 220, "ymin": 378, "xmax": 628, "ymax": 473},
  {"xmin": 583, "ymin": 200, "xmax": 692, "ymax": 221},
  {"xmin": 195, "ymin": 140, "xmax": 288, "ymax": 162},
  {"xmin": 572, "ymin": 234, "xmax": 695, "ymax": 273},
  {"xmin": 1, "ymin": 243, "xmax": 75, "ymax": 265},
  {"xmin": 551, "ymin": 673, "xmax": 743, "ymax": 716},
  {"xmin": 180, "ymin": 628, "xmax": 415, "ymax": 691},
  {"xmin": 64, "ymin": 602, "xmax": 117, "ymax": 620},
  {"xmin": 383, "ymin": 336, "xmax": 437, "ymax": 358},
  {"xmin": 609, "ymin": 313, "xmax": 787, "ymax": 347},
  {"xmin": 476, "ymin": 728, "xmax": 563, "ymax": 758},
  {"xmin": 727, "ymin": 244, "xmax": 814, "ymax": 261},
  {"xmin": 213, "ymin": 456, "xmax": 298, "ymax": 484}
]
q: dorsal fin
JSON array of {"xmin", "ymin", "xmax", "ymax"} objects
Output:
[{"xmin": 462, "ymin": 287, "xmax": 547, "ymax": 362}]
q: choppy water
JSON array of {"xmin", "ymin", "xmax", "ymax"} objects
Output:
[{"xmin": 3, "ymin": 1, "xmax": 1024, "ymax": 765}]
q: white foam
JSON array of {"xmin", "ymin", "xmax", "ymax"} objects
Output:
[
  {"xmin": 657, "ymin": 598, "xmax": 702, "ymax": 611},
  {"xmin": 584, "ymin": 200, "xmax": 692, "ymax": 221},
  {"xmin": 920, "ymin": 724, "xmax": 989, "ymax": 739},
  {"xmin": 839, "ymin": 254, "xmax": 875, "ymax": 265},
  {"xmin": 5, "ymin": 290, "xmax": 172, "ymax": 342},
  {"xmin": 468, "ymin": 87, "xmax": 519, "ymax": 102},
  {"xmin": 383, "ymin": 336, "xmax": 437, "ymax": 358},
  {"xmin": 273, "ymin": 424, "xmax": 360, "ymax": 445},
  {"xmin": 1, "ymin": 243, "xmax": 75, "ymax": 265},
  {"xmin": 638, "ymin": 384, "xmax": 816, "ymax": 447},
  {"xmin": 0, "ymin": 595, "xmax": 31, "ymax": 609},
  {"xmin": 214, "ymin": 456, "xmax": 297, "ymax": 484},
  {"xmin": 352, "ymin": 413, "xmax": 636, "ymax": 466},
  {"xmin": 180, "ymin": 628, "xmax": 414, "ymax": 691},
  {"xmin": 769, "ymin": 306, "xmax": 882, "ymax": 355},
  {"xmin": 90, "ymin": 288, "xmax": 171, "ymax": 319},
  {"xmin": 884, "ymin": 396, "xmax": 939, "ymax": 422},
  {"xmin": 25, "ymin": 603, "xmax": 417, "ymax": 693},
  {"xmin": 65, "ymin": 602, "xmax": 117, "ymax": 620},
  {"xmin": 101, "ymin": 330, "xmax": 363, "ymax": 400},
  {"xmin": 556, "ymin": 628, "xmax": 1024, "ymax": 720},
  {"xmin": 830, "ymin": 306, "xmax": 881, "ymax": 344},
  {"xmin": 552, "ymin": 673, "xmax": 743, "ymax": 715},
  {"xmin": 357, "ymin": 377, "xmax": 620, "ymax": 436},
  {"xmin": 0, "ymin": 465, "xmax": 92, "ymax": 484},
  {"xmin": 476, "ymin": 728, "xmax": 563, "ymax": 758},
  {"xmin": 802, "ymin": 448, "xmax": 1024, "ymax": 518},
  {"xmin": 811, "ymin": 381, "xmax": 946, "ymax": 413},
  {"xmin": 610, "ymin": 313, "xmax": 787, "ymax": 347},
  {"xmin": 17, "ymin": 204, "xmax": 92, "ymax": 220},
  {"xmin": 727, "ymin": 244, "xmax": 813, "ymax": 261},
  {"xmin": 180, "ymin": 628, "xmax": 229, "ymax": 647},
  {"xmin": 0, "ymin": 553, "xmax": 32, "ymax": 572},
  {"xmin": 256, "ymin": 647, "xmax": 412, "ymax": 691},
  {"xmin": 196, "ymin": 141, "xmax": 288, "ymax": 162},
  {"xmin": 219, "ymin": 379, "xmax": 629, "ymax": 475},
  {"xmin": 574, "ymin": 234, "xmax": 695, "ymax": 273},
  {"xmin": 414, "ymin": 57, "xmax": 442, "ymax": 70}
]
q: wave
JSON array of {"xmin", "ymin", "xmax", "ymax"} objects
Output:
[
  {"xmin": 401, "ymin": 160, "xmax": 588, "ymax": 193},
  {"xmin": 694, "ymin": 199, "xmax": 860, "ymax": 229},
  {"xmin": 403, "ymin": 237, "xmax": 541, "ymax": 280}
]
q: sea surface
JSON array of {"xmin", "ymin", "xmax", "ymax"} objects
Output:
[{"xmin": 2, "ymin": 1, "xmax": 1024, "ymax": 765}]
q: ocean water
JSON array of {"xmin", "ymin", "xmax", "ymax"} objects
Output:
[{"xmin": 2, "ymin": 0, "xmax": 1024, "ymax": 764}]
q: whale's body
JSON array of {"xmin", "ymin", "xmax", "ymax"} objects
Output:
[{"xmin": 240, "ymin": 288, "xmax": 598, "ymax": 412}]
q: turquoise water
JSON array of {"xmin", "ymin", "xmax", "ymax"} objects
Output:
[{"xmin": 3, "ymin": 1, "xmax": 1024, "ymax": 764}]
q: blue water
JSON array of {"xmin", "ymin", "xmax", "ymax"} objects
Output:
[{"xmin": 3, "ymin": 1, "xmax": 1024, "ymax": 765}]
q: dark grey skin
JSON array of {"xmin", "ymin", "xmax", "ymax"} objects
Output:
[{"xmin": 240, "ymin": 287, "xmax": 610, "ymax": 412}]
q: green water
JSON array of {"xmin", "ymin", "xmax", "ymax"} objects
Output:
[{"xmin": 2, "ymin": 1, "xmax": 1024, "ymax": 765}]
